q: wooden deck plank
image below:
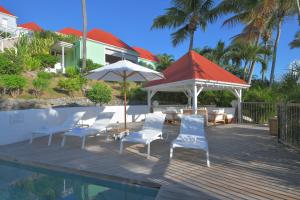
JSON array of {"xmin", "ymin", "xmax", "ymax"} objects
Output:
[{"xmin": 0, "ymin": 123, "xmax": 299, "ymax": 200}]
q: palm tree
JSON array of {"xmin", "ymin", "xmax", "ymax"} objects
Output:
[
  {"xmin": 297, "ymin": 0, "xmax": 300, "ymax": 25},
  {"xmin": 289, "ymin": 31, "xmax": 300, "ymax": 48},
  {"xmin": 156, "ymin": 54, "xmax": 175, "ymax": 71},
  {"xmin": 151, "ymin": 0, "xmax": 215, "ymax": 51},
  {"xmin": 269, "ymin": 0, "xmax": 296, "ymax": 86},
  {"xmin": 81, "ymin": 0, "xmax": 87, "ymax": 71}
]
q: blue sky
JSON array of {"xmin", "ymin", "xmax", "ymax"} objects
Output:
[{"xmin": 3, "ymin": 0, "xmax": 299, "ymax": 80}]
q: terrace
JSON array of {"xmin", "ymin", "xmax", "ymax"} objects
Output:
[{"xmin": 0, "ymin": 122, "xmax": 299, "ymax": 199}]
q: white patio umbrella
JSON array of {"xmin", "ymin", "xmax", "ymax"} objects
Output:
[{"xmin": 86, "ymin": 60, "xmax": 164, "ymax": 129}]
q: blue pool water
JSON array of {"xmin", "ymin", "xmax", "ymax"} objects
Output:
[{"xmin": 0, "ymin": 161, "xmax": 159, "ymax": 200}]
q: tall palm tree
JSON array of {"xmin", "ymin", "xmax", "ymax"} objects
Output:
[
  {"xmin": 156, "ymin": 53, "xmax": 175, "ymax": 71},
  {"xmin": 151, "ymin": 0, "xmax": 215, "ymax": 51},
  {"xmin": 269, "ymin": 0, "xmax": 296, "ymax": 86},
  {"xmin": 297, "ymin": 0, "xmax": 300, "ymax": 25},
  {"xmin": 290, "ymin": 31, "xmax": 300, "ymax": 48},
  {"xmin": 81, "ymin": 0, "xmax": 87, "ymax": 71}
]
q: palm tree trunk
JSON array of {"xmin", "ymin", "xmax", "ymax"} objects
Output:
[
  {"xmin": 242, "ymin": 60, "xmax": 249, "ymax": 80},
  {"xmin": 81, "ymin": 0, "xmax": 87, "ymax": 71},
  {"xmin": 262, "ymin": 40, "xmax": 268, "ymax": 81},
  {"xmin": 247, "ymin": 34, "xmax": 261, "ymax": 84},
  {"xmin": 269, "ymin": 18, "xmax": 283, "ymax": 86},
  {"xmin": 189, "ymin": 31, "xmax": 194, "ymax": 51},
  {"xmin": 297, "ymin": 0, "xmax": 300, "ymax": 26}
]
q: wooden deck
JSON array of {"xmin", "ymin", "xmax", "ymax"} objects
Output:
[{"xmin": 0, "ymin": 123, "xmax": 300, "ymax": 200}]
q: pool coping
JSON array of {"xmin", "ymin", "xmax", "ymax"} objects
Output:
[{"xmin": 0, "ymin": 154, "xmax": 161, "ymax": 191}]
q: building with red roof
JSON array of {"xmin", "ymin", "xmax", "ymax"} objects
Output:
[
  {"xmin": 0, "ymin": 5, "xmax": 17, "ymax": 36},
  {"xmin": 18, "ymin": 22, "xmax": 43, "ymax": 32},
  {"xmin": 58, "ymin": 27, "xmax": 82, "ymax": 37},
  {"xmin": 132, "ymin": 47, "xmax": 159, "ymax": 70},
  {"xmin": 0, "ymin": 6, "xmax": 14, "ymax": 16},
  {"xmin": 144, "ymin": 50, "xmax": 250, "ymax": 122},
  {"xmin": 54, "ymin": 27, "xmax": 139, "ymax": 69}
]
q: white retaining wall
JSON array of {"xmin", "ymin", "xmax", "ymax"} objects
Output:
[{"xmin": 0, "ymin": 105, "xmax": 148, "ymax": 145}]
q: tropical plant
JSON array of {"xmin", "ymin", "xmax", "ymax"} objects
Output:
[
  {"xmin": 81, "ymin": 0, "xmax": 88, "ymax": 70},
  {"xmin": 65, "ymin": 66, "xmax": 80, "ymax": 78},
  {"xmin": 1, "ymin": 75, "xmax": 27, "ymax": 97},
  {"xmin": 156, "ymin": 53, "xmax": 175, "ymax": 71},
  {"xmin": 86, "ymin": 83, "xmax": 112, "ymax": 105},
  {"xmin": 58, "ymin": 78, "xmax": 82, "ymax": 97},
  {"xmin": 290, "ymin": 30, "xmax": 300, "ymax": 49},
  {"xmin": 0, "ymin": 51, "xmax": 23, "ymax": 75},
  {"xmin": 151, "ymin": 0, "xmax": 215, "ymax": 50},
  {"xmin": 32, "ymin": 77, "xmax": 49, "ymax": 97},
  {"xmin": 78, "ymin": 59, "xmax": 101, "ymax": 72},
  {"xmin": 34, "ymin": 54, "xmax": 58, "ymax": 68}
]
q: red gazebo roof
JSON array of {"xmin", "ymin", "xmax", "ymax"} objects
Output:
[
  {"xmin": 146, "ymin": 50, "xmax": 247, "ymax": 88},
  {"xmin": 18, "ymin": 22, "xmax": 43, "ymax": 32},
  {"xmin": 132, "ymin": 47, "xmax": 159, "ymax": 62}
]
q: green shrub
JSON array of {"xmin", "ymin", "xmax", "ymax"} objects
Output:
[
  {"xmin": 23, "ymin": 56, "xmax": 41, "ymax": 71},
  {"xmin": 37, "ymin": 71, "xmax": 53, "ymax": 80},
  {"xmin": 65, "ymin": 66, "xmax": 80, "ymax": 78},
  {"xmin": 0, "ymin": 52, "xmax": 23, "ymax": 75},
  {"xmin": 78, "ymin": 59, "xmax": 102, "ymax": 72},
  {"xmin": 58, "ymin": 78, "xmax": 83, "ymax": 96},
  {"xmin": 34, "ymin": 54, "xmax": 58, "ymax": 68},
  {"xmin": 1, "ymin": 75, "xmax": 26, "ymax": 97},
  {"xmin": 86, "ymin": 83, "xmax": 112, "ymax": 105},
  {"xmin": 32, "ymin": 77, "xmax": 50, "ymax": 97}
]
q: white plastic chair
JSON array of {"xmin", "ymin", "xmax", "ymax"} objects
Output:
[
  {"xmin": 120, "ymin": 112, "xmax": 166, "ymax": 159},
  {"xmin": 170, "ymin": 115, "xmax": 210, "ymax": 167},
  {"xmin": 61, "ymin": 112, "xmax": 115, "ymax": 149},
  {"xmin": 30, "ymin": 111, "xmax": 86, "ymax": 146}
]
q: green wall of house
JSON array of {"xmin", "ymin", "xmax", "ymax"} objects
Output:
[{"xmin": 65, "ymin": 39, "xmax": 106, "ymax": 68}]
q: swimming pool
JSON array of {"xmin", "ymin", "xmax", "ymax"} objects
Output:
[{"xmin": 0, "ymin": 160, "xmax": 159, "ymax": 200}]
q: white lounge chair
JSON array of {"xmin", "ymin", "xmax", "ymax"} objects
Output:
[
  {"xmin": 30, "ymin": 111, "xmax": 86, "ymax": 146},
  {"xmin": 170, "ymin": 115, "xmax": 210, "ymax": 167},
  {"xmin": 61, "ymin": 112, "xmax": 115, "ymax": 149},
  {"xmin": 120, "ymin": 112, "xmax": 166, "ymax": 159}
]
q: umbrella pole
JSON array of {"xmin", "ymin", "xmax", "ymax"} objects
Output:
[{"xmin": 123, "ymin": 76, "xmax": 127, "ymax": 130}]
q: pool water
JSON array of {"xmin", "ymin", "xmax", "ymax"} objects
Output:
[{"xmin": 0, "ymin": 161, "xmax": 159, "ymax": 200}]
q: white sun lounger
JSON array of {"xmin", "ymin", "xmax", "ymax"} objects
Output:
[
  {"xmin": 61, "ymin": 112, "xmax": 115, "ymax": 149},
  {"xmin": 120, "ymin": 112, "xmax": 166, "ymax": 159},
  {"xmin": 30, "ymin": 111, "xmax": 86, "ymax": 146},
  {"xmin": 170, "ymin": 115, "xmax": 210, "ymax": 167}
]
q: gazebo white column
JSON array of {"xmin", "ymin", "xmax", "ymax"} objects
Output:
[
  {"xmin": 192, "ymin": 85, "xmax": 204, "ymax": 114},
  {"xmin": 183, "ymin": 89, "xmax": 192, "ymax": 108},
  {"xmin": 61, "ymin": 46, "xmax": 65, "ymax": 73},
  {"xmin": 232, "ymin": 89, "xmax": 242, "ymax": 123},
  {"xmin": 147, "ymin": 90, "xmax": 157, "ymax": 112}
]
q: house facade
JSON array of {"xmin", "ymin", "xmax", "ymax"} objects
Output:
[
  {"xmin": 0, "ymin": 5, "xmax": 160, "ymax": 73},
  {"xmin": 0, "ymin": 6, "xmax": 17, "ymax": 35}
]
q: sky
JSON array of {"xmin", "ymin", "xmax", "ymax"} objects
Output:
[{"xmin": 3, "ymin": 0, "xmax": 300, "ymax": 80}]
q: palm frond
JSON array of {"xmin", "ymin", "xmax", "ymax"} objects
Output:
[{"xmin": 171, "ymin": 25, "xmax": 190, "ymax": 47}]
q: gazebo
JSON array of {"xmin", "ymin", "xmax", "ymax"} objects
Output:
[{"xmin": 144, "ymin": 50, "xmax": 250, "ymax": 122}]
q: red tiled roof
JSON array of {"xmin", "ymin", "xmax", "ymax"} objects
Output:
[
  {"xmin": 132, "ymin": 47, "xmax": 159, "ymax": 62},
  {"xmin": 0, "ymin": 6, "xmax": 14, "ymax": 16},
  {"xmin": 87, "ymin": 28, "xmax": 135, "ymax": 51},
  {"xmin": 58, "ymin": 28, "xmax": 82, "ymax": 37},
  {"xmin": 18, "ymin": 22, "xmax": 43, "ymax": 32},
  {"xmin": 146, "ymin": 50, "xmax": 248, "ymax": 87}
]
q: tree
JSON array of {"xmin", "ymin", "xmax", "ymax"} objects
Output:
[
  {"xmin": 156, "ymin": 54, "xmax": 175, "ymax": 71},
  {"xmin": 151, "ymin": 0, "xmax": 215, "ymax": 50},
  {"xmin": 297, "ymin": 0, "xmax": 300, "ymax": 25},
  {"xmin": 290, "ymin": 31, "xmax": 300, "ymax": 48},
  {"xmin": 86, "ymin": 83, "xmax": 112, "ymax": 105},
  {"xmin": 81, "ymin": 0, "xmax": 88, "ymax": 71}
]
